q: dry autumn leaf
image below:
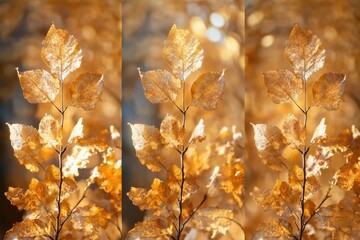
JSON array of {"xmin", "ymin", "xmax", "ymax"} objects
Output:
[
  {"xmin": 41, "ymin": 23, "xmax": 82, "ymax": 80},
  {"xmin": 67, "ymin": 118, "xmax": 84, "ymax": 144},
  {"xmin": 313, "ymin": 72, "xmax": 346, "ymax": 111},
  {"xmin": 129, "ymin": 123, "xmax": 164, "ymax": 172},
  {"xmin": 284, "ymin": 23, "xmax": 325, "ymax": 80},
  {"xmin": 7, "ymin": 123, "xmax": 45, "ymax": 172},
  {"xmin": 191, "ymin": 70, "xmax": 225, "ymax": 110},
  {"xmin": 69, "ymin": 72, "xmax": 104, "ymax": 111},
  {"xmin": 160, "ymin": 115, "xmax": 184, "ymax": 148},
  {"xmin": 38, "ymin": 114, "xmax": 62, "ymax": 148},
  {"xmin": 138, "ymin": 69, "xmax": 181, "ymax": 104},
  {"xmin": 4, "ymin": 219, "xmax": 51, "ymax": 239},
  {"xmin": 253, "ymin": 220, "xmax": 293, "ymax": 240},
  {"xmin": 127, "ymin": 219, "xmax": 172, "ymax": 239},
  {"xmin": 310, "ymin": 118, "xmax": 327, "ymax": 144},
  {"xmin": 163, "ymin": 24, "xmax": 203, "ymax": 80},
  {"xmin": 188, "ymin": 118, "xmax": 206, "ymax": 144},
  {"xmin": 263, "ymin": 69, "xmax": 303, "ymax": 104},
  {"xmin": 282, "ymin": 114, "xmax": 305, "ymax": 148},
  {"xmin": 63, "ymin": 145, "xmax": 99, "ymax": 177},
  {"xmin": 16, "ymin": 69, "xmax": 60, "ymax": 104}
]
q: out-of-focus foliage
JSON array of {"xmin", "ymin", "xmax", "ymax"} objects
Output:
[
  {"xmin": 127, "ymin": 24, "xmax": 243, "ymax": 240},
  {"xmin": 5, "ymin": 24, "xmax": 121, "ymax": 239},
  {"xmin": 245, "ymin": 0, "xmax": 360, "ymax": 237},
  {"xmin": 0, "ymin": 1, "xmax": 120, "ymax": 237},
  {"xmin": 249, "ymin": 21, "xmax": 359, "ymax": 239},
  {"xmin": 123, "ymin": 0, "xmax": 244, "ymax": 235}
]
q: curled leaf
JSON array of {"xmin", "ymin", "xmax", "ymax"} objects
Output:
[
  {"xmin": 138, "ymin": 69, "xmax": 181, "ymax": 104},
  {"xmin": 41, "ymin": 23, "xmax": 82, "ymax": 80},
  {"xmin": 163, "ymin": 24, "xmax": 203, "ymax": 80},
  {"xmin": 160, "ymin": 115, "xmax": 184, "ymax": 148},
  {"xmin": 313, "ymin": 72, "xmax": 346, "ymax": 111},
  {"xmin": 262, "ymin": 69, "xmax": 302, "ymax": 104},
  {"xmin": 7, "ymin": 123, "xmax": 44, "ymax": 172},
  {"xmin": 284, "ymin": 23, "xmax": 325, "ymax": 80},
  {"xmin": 69, "ymin": 72, "xmax": 104, "ymax": 111},
  {"xmin": 129, "ymin": 123, "xmax": 163, "ymax": 172},
  {"xmin": 16, "ymin": 69, "xmax": 60, "ymax": 104},
  {"xmin": 191, "ymin": 70, "xmax": 225, "ymax": 110},
  {"xmin": 189, "ymin": 119, "xmax": 206, "ymax": 144},
  {"xmin": 38, "ymin": 114, "xmax": 62, "ymax": 148}
]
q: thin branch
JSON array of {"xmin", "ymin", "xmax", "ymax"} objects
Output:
[
  {"xmin": 180, "ymin": 192, "xmax": 207, "ymax": 233},
  {"xmin": 304, "ymin": 187, "xmax": 332, "ymax": 227}
]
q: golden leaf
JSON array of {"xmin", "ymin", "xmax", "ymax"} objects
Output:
[
  {"xmin": 335, "ymin": 162, "xmax": 360, "ymax": 191},
  {"xmin": 67, "ymin": 118, "xmax": 84, "ymax": 144},
  {"xmin": 304, "ymin": 199, "xmax": 316, "ymax": 218},
  {"xmin": 262, "ymin": 69, "xmax": 302, "ymax": 104},
  {"xmin": 163, "ymin": 24, "xmax": 203, "ymax": 80},
  {"xmin": 282, "ymin": 114, "xmax": 305, "ymax": 148},
  {"xmin": 127, "ymin": 219, "xmax": 173, "ymax": 240},
  {"xmin": 284, "ymin": 23, "xmax": 325, "ymax": 80},
  {"xmin": 4, "ymin": 218, "xmax": 51, "ymax": 240},
  {"xmin": 166, "ymin": 164, "xmax": 198, "ymax": 201},
  {"xmin": 252, "ymin": 123, "xmax": 288, "ymax": 171},
  {"xmin": 129, "ymin": 123, "xmax": 164, "ymax": 172},
  {"xmin": 288, "ymin": 164, "xmax": 320, "ymax": 199},
  {"xmin": 16, "ymin": 69, "xmax": 60, "ymax": 104},
  {"xmin": 110, "ymin": 125, "xmax": 121, "ymax": 149},
  {"xmin": 41, "ymin": 23, "xmax": 82, "ymax": 80},
  {"xmin": 71, "ymin": 204, "xmax": 111, "ymax": 235},
  {"xmin": 306, "ymin": 146, "xmax": 332, "ymax": 178},
  {"xmin": 188, "ymin": 118, "xmax": 206, "ymax": 144},
  {"xmin": 160, "ymin": 115, "xmax": 184, "ymax": 148},
  {"xmin": 38, "ymin": 114, "xmax": 62, "ymax": 148},
  {"xmin": 191, "ymin": 70, "xmax": 225, "ymax": 110},
  {"xmin": 191, "ymin": 207, "xmax": 233, "ymax": 238},
  {"xmin": 252, "ymin": 180, "xmax": 300, "ymax": 217},
  {"xmin": 313, "ymin": 72, "xmax": 346, "ymax": 111},
  {"xmin": 138, "ymin": 69, "xmax": 181, "ymax": 104},
  {"xmin": 219, "ymin": 160, "xmax": 244, "ymax": 206},
  {"xmin": 310, "ymin": 118, "xmax": 326, "ymax": 144},
  {"xmin": 69, "ymin": 72, "xmax": 104, "ymax": 111},
  {"xmin": 253, "ymin": 220, "xmax": 293, "ymax": 240},
  {"xmin": 7, "ymin": 123, "xmax": 44, "ymax": 172},
  {"xmin": 63, "ymin": 145, "xmax": 99, "ymax": 177}
]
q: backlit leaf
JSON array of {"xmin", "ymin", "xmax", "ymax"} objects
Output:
[
  {"xmin": 219, "ymin": 160, "xmax": 244, "ymax": 207},
  {"xmin": 41, "ymin": 23, "xmax": 82, "ymax": 80},
  {"xmin": 67, "ymin": 118, "xmax": 84, "ymax": 144},
  {"xmin": 7, "ymin": 123, "xmax": 45, "ymax": 172},
  {"xmin": 160, "ymin": 115, "xmax": 184, "ymax": 148},
  {"xmin": 253, "ymin": 220, "xmax": 293, "ymax": 240},
  {"xmin": 69, "ymin": 72, "xmax": 104, "ymax": 111},
  {"xmin": 263, "ymin": 69, "xmax": 302, "ymax": 104},
  {"xmin": 163, "ymin": 24, "xmax": 203, "ymax": 80},
  {"xmin": 188, "ymin": 119, "xmax": 206, "ymax": 144},
  {"xmin": 310, "ymin": 118, "xmax": 326, "ymax": 144},
  {"xmin": 138, "ymin": 69, "xmax": 181, "ymax": 104},
  {"xmin": 252, "ymin": 123, "xmax": 288, "ymax": 171},
  {"xmin": 38, "ymin": 114, "xmax": 62, "ymax": 148},
  {"xmin": 288, "ymin": 164, "xmax": 320, "ymax": 199},
  {"xmin": 4, "ymin": 218, "xmax": 51, "ymax": 240},
  {"xmin": 127, "ymin": 219, "xmax": 173, "ymax": 240},
  {"xmin": 284, "ymin": 23, "xmax": 325, "ymax": 80},
  {"xmin": 129, "ymin": 123, "xmax": 164, "ymax": 172},
  {"xmin": 63, "ymin": 145, "xmax": 100, "ymax": 177},
  {"xmin": 16, "ymin": 69, "xmax": 60, "ymax": 104},
  {"xmin": 191, "ymin": 207, "xmax": 233, "ymax": 238},
  {"xmin": 282, "ymin": 114, "xmax": 305, "ymax": 148},
  {"xmin": 191, "ymin": 70, "xmax": 225, "ymax": 110},
  {"xmin": 306, "ymin": 146, "xmax": 332, "ymax": 178},
  {"xmin": 335, "ymin": 162, "xmax": 360, "ymax": 191},
  {"xmin": 313, "ymin": 72, "xmax": 346, "ymax": 111}
]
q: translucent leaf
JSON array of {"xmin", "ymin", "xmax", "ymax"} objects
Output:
[
  {"xmin": 67, "ymin": 118, "xmax": 84, "ymax": 144},
  {"xmin": 69, "ymin": 72, "xmax": 104, "ymax": 111},
  {"xmin": 306, "ymin": 146, "xmax": 332, "ymax": 178},
  {"xmin": 127, "ymin": 219, "xmax": 172, "ymax": 240},
  {"xmin": 41, "ymin": 23, "xmax": 82, "ymax": 80},
  {"xmin": 129, "ymin": 123, "xmax": 163, "ymax": 172},
  {"xmin": 7, "ymin": 123, "xmax": 44, "ymax": 172},
  {"xmin": 45, "ymin": 164, "xmax": 77, "ymax": 200},
  {"xmin": 138, "ymin": 69, "xmax": 181, "ymax": 104},
  {"xmin": 313, "ymin": 72, "xmax": 346, "ymax": 111},
  {"xmin": 160, "ymin": 115, "xmax": 184, "ymax": 148},
  {"xmin": 310, "ymin": 118, "xmax": 326, "ymax": 144},
  {"xmin": 262, "ymin": 69, "xmax": 302, "ymax": 104},
  {"xmin": 166, "ymin": 164, "xmax": 198, "ymax": 201},
  {"xmin": 252, "ymin": 181, "xmax": 300, "ymax": 217},
  {"xmin": 191, "ymin": 207, "xmax": 233, "ymax": 238},
  {"xmin": 288, "ymin": 165, "xmax": 320, "ymax": 199},
  {"xmin": 63, "ymin": 145, "xmax": 99, "ymax": 177},
  {"xmin": 191, "ymin": 70, "xmax": 225, "ymax": 110},
  {"xmin": 163, "ymin": 24, "xmax": 203, "ymax": 80},
  {"xmin": 282, "ymin": 114, "xmax": 305, "ymax": 148},
  {"xmin": 38, "ymin": 114, "xmax": 62, "ymax": 148},
  {"xmin": 219, "ymin": 160, "xmax": 244, "ymax": 207},
  {"xmin": 110, "ymin": 125, "xmax": 121, "ymax": 148},
  {"xmin": 16, "ymin": 69, "xmax": 60, "ymax": 104},
  {"xmin": 252, "ymin": 123, "xmax": 288, "ymax": 171},
  {"xmin": 284, "ymin": 23, "xmax": 325, "ymax": 80},
  {"xmin": 71, "ymin": 204, "xmax": 111, "ymax": 235},
  {"xmin": 4, "ymin": 218, "xmax": 51, "ymax": 240},
  {"xmin": 188, "ymin": 119, "xmax": 206, "ymax": 144},
  {"xmin": 335, "ymin": 162, "xmax": 360, "ymax": 191},
  {"xmin": 253, "ymin": 220, "xmax": 293, "ymax": 240}
]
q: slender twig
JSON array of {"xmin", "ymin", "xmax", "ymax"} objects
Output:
[
  {"xmin": 304, "ymin": 186, "xmax": 332, "ymax": 226},
  {"xmin": 180, "ymin": 193, "xmax": 207, "ymax": 232}
]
